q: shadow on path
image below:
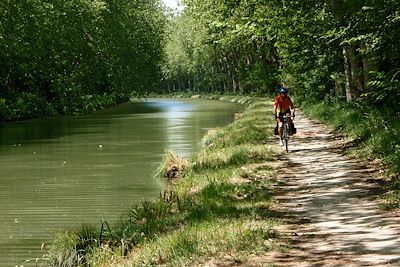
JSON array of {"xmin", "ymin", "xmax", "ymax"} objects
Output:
[{"xmin": 270, "ymin": 112, "xmax": 400, "ymax": 266}]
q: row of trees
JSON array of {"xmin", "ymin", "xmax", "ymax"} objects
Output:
[
  {"xmin": 163, "ymin": 1, "xmax": 281, "ymax": 94},
  {"xmin": 2, "ymin": 0, "xmax": 398, "ymax": 120},
  {"xmin": 0, "ymin": 0, "xmax": 166, "ymax": 120},
  {"xmin": 163, "ymin": 0, "xmax": 399, "ymax": 108}
]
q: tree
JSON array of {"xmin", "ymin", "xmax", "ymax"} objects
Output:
[
  {"xmin": 0, "ymin": 0, "xmax": 167, "ymax": 120},
  {"xmin": 164, "ymin": 0, "xmax": 281, "ymax": 94}
]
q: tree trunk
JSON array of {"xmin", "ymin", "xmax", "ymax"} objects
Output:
[
  {"xmin": 7, "ymin": 74, "xmax": 17, "ymax": 92},
  {"xmin": 178, "ymin": 78, "xmax": 183, "ymax": 91},
  {"xmin": 225, "ymin": 59, "xmax": 237, "ymax": 94},
  {"xmin": 210, "ymin": 67, "xmax": 215, "ymax": 92},
  {"xmin": 231, "ymin": 74, "xmax": 237, "ymax": 94},
  {"xmin": 188, "ymin": 77, "xmax": 192, "ymax": 91},
  {"xmin": 238, "ymin": 79, "xmax": 243, "ymax": 94},
  {"xmin": 235, "ymin": 53, "xmax": 243, "ymax": 94},
  {"xmin": 347, "ymin": 44, "xmax": 364, "ymax": 97},
  {"xmin": 332, "ymin": 0, "xmax": 365, "ymax": 101},
  {"xmin": 331, "ymin": 72, "xmax": 345, "ymax": 99},
  {"xmin": 361, "ymin": 43, "xmax": 376, "ymax": 89},
  {"xmin": 342, "ymin": 46, "xmax": 353, "ymax": 102}
]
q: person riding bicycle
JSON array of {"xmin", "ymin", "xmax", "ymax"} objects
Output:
[{"xmin": 273, "ymin": 86, "xmax": 296, "ymax": 146}]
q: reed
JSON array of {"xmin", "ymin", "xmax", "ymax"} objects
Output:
[{"xmin": 156, "ymin": 149, "xmax": 189, "ymax": 179}]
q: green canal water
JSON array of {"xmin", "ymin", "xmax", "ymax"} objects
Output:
[{"xmin": 0, "ymin": 98, "xmax": 244, "ymax": 266}]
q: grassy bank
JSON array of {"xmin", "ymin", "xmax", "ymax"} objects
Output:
[
  {"xmin": 41, "ymin": 95, "xmax": 400, "ymax": 266},
  {"xmin": 298, "ymin": 98, "xmax": 400, "ymax": 209},
  {"xmin": 45, "ymin": 97, "xmax": 286, "ymax": 266}
]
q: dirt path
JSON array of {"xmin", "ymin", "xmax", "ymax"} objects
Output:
[{"xmin": 266, "ymin": 111, "xmax": 400, "ymax": 266}]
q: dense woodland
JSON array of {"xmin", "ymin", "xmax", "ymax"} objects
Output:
[
  {"xmin": 0, "ymin": 0, "xmax": 165, "ymax": 120},
  {"xmin": 165, "ymin": 0, "xmax": 399, "ymax": 108},
  {"xmin": 1, "ymin": 0, "xmax": 399, "ymax": 121}
]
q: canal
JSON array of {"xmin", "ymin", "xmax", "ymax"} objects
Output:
[{"xmin": 0, "ymin": 98, "xmax": 244, "ymax": 266}]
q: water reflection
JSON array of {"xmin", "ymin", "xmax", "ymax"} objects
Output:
[{"xmin": 0, "ymin": 98, "xmax": 243, "ymax": 266}]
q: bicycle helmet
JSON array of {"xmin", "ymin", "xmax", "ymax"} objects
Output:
[{"xmin": 279, "ymin": 87, "xmax": 288, "ymax": 94}]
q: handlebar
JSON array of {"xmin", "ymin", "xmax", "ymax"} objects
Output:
[
  {"xmin": 283, "ymin": 114, "xmax": 295, "ymax": 119},
  {"xmin": 275, "ymin": 113, "xmax": 295, "ymax": 119}
]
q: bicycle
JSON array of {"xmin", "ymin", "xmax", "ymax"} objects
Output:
[{"xmin": 281, "ymin": 113, "xmax": 295, "ymax": 153}]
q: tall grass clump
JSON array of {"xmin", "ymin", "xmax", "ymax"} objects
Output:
[
  {"xmin": 47, "ymin": 226, "xmax": 98, "ymax": 267},
  {"xmin": 156, "ymin": 150, "xmax": 189, "ymax": 179}
]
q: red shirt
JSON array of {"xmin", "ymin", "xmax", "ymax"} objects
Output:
[{"xmin": 274, "ymin": 95, "xmax": 294, "ymax": 114}]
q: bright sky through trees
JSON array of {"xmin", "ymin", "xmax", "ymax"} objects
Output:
[{"xmin": 162, "ymin": 0, "xmax": 182, "ymax": 11}]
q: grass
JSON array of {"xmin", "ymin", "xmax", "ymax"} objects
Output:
[
  {"xmin": 44, "ymin": 97, "xmax": 284, "ymax": 266},
  {"xmin": 42, "ymin": 94, "xmax": 400, "ymax": 265},
  {"xmin": 299, "ymin": 98, "xmax": 400, "ymax": 209},
  {"xmin": 118, "ymin": 219, "xmax": 279, "ymax": 266}
]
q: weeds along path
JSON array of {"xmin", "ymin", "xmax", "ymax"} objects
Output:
[{"xmin": 270, "ymin": 111, "xmax": 400, "ymax": 266}]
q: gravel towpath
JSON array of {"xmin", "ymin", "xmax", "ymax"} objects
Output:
[{"xmin": 267, "ymin": 111, "xmax": 400, "ymax": 266}]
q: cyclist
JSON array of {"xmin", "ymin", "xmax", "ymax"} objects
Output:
[{"xmin": 273, "ymin": 86, "xmax": 296, "ymax": 146}]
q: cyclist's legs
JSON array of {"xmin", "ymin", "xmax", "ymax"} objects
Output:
[
  {"xmin": 285, "ymin": 111, "xmax": 295, "ymax": 133},
  {"xmin": 286, "ymin": 114, "xmax": 292, "ymax": 132},
  {"xmin": 277, "ymin": 114, "xmax": 284, "ymax": 139},
  {"xmin": 277, "ymin": 119, "xmax": 284, "ymax": 146}
]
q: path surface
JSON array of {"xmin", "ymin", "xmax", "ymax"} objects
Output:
[{"xmin": 268, "ymin": 111, "xmax": 400, "ymax": 266}]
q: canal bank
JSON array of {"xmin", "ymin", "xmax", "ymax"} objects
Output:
[
  {"xmin": 1, "ymin": 98, "xmax": 243, "ymax": 266},
  {"xmin": 44, "ymin": 96, "xmax": 284, "ymax": 266},
  {"xmin": 46, "ymin": 95, "xmax": 400, "ymax": 266}
]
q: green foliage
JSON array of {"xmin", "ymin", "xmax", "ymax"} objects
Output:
[
  {"xmin": 163, "ymin": 0, "xmax": 399, "ymax": 112},
  {"xmin": 163, "ymin": 0, "xmax": 280, "ymax": 94},
  {"xmin": 0, "ymin": 98, "xmax": 6, "ymax": 121},
  {"xmin": 0, "ymin": 0, "xmax": 166, "ymax": 121}
]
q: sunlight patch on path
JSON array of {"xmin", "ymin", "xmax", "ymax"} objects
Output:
[{"xmin": 273, "ymin": 112, "xmax": 400, "ymax": 266}]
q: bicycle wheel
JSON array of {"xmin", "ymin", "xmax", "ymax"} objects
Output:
[{"xmin": 283, "ymin": 124, "xmax": 289, "ymax": 152}]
